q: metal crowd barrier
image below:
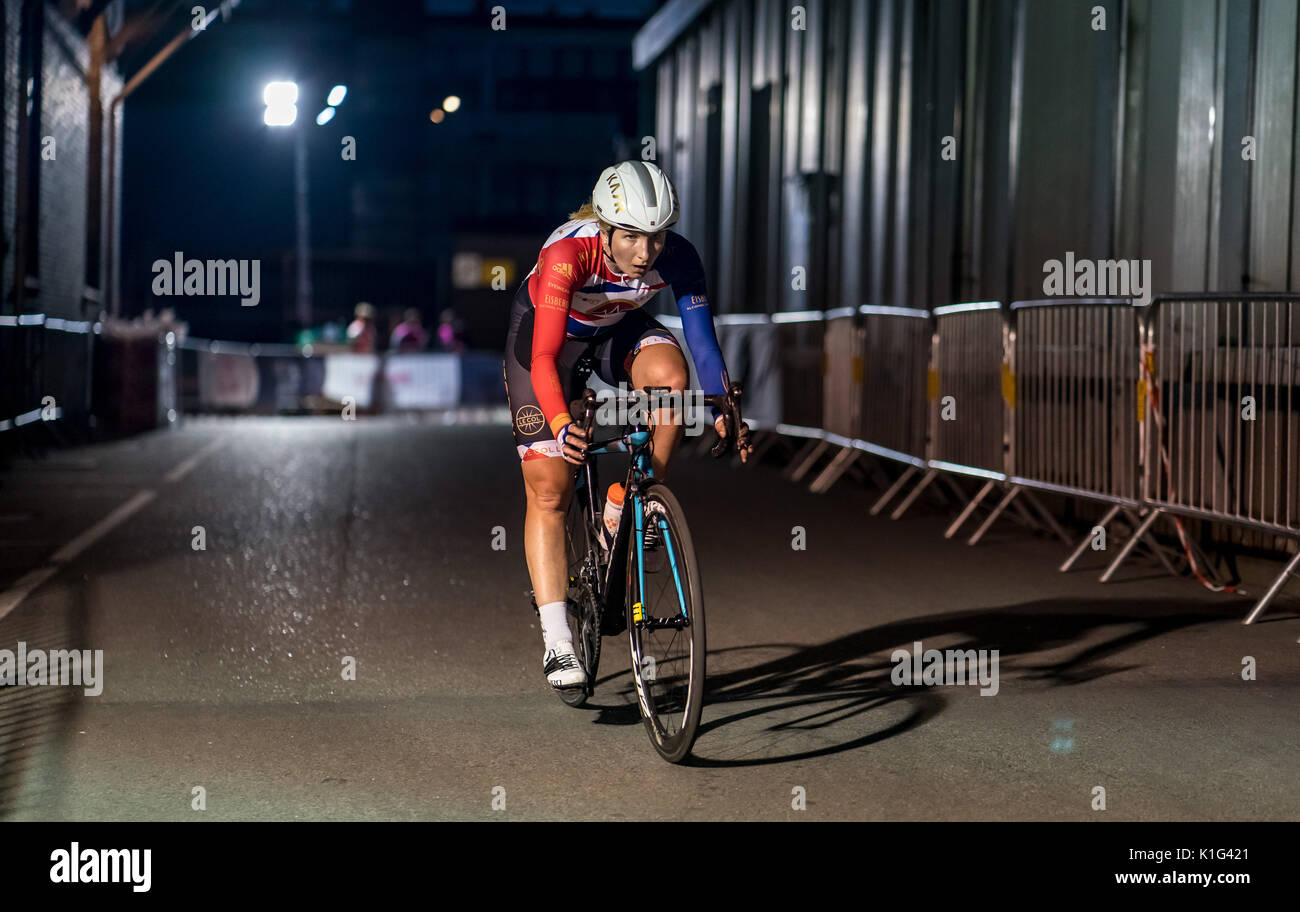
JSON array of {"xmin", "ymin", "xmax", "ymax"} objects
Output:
[
  {"xmin": 772, "ymin": 310, "xmax": 825, "ymax": 433},
  {"xmin": 705, "ymin": 295, "xmax": 1300, "ymax": 624},
  {"xmin": 0, "ymin": 314, "xmax": 97, "ymax": 453},
  {"xmin": 810, "ymin": 306, "xmax": 932, "ymax": 496},
  {"xmin": 1010, "ymin": 298, "xmax": 1179, "ymax": 578},
  {"xmin": 788, "ymin": 309, "xmax": 864, "ymax": 485},
  {"xmin": 1126, "ymin": 294, "xmax": 1300, "ymax": 623},
  {"xmin": 886, "ymin": 302, "xmax": 1009, "ymax": 529},
  {"xmin": 986, "ymin": 298, "xmax": 1138, "ymax": 554}
]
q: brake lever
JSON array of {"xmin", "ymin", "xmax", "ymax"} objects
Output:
[
  {"xmin": 709, "ymin": 383, "xmax": 744, "ymax": 459},
  {"xmin": 580, "ymin": 388, "xmax": 597, "ymax": 438}
]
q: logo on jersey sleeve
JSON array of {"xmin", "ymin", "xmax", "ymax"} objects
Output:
[{"xmin": 551, "ymin": 262, "xmax": 576, "ymax": 281}]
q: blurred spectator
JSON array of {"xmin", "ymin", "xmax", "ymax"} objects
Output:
[
  {"xmin": 436, "ymin": 308, "xmax": 466, "ymax": 354},
  {"xmin": 346, "ymin": 302, "xmax": 378, "ymax": 353},
  {"xmin": 390, "ymin": 308, "xmax": 430, "ymax": 353}
]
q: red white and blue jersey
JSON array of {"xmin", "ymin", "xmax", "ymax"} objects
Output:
[{"xmin": 524, "ymin": 217, "xmax": 730, "ymax": 437}]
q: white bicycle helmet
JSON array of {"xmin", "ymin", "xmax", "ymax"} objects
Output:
[{"xmin": 591, "ymin": 160, "xmax": 679, "ymax": 232}]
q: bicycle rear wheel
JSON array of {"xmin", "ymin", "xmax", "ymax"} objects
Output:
[
  {"xmin": 626, "ymin": 484, "xmax": 706, "ymax": 763},
  {"xmin": 560, "ymin": 475, "xmax": 601, "ymax": 707}
]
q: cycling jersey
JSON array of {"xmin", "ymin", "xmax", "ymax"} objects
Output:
[{"xmin": 524, "ymin": 217, "xmax": 730, "ymax": 437}]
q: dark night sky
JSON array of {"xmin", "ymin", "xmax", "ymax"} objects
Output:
[{"xmin": 119, "ymin": 0, "xmax": 658, "ymax": 339}]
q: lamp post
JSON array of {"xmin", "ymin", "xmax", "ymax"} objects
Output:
[
  {"xmin": 264, "ymin": 81, "xmax": 345, "ymax": 333},
  {"xmin": 262, "ymin": 81, "xmax": 312, "ymax": 330}
]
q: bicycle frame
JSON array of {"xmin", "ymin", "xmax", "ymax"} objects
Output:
[
  {"xmin": 574, "ymin": 419, "xmax": 655, "ymax": 620},
  {"xmin": 570, "ymin": 378, "xmax": 741, "ymax": 630}
]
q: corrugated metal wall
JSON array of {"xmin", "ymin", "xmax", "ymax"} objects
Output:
[{"xmin": 638, "ymin": 0, "xmax": 1300, "ymax": 312}]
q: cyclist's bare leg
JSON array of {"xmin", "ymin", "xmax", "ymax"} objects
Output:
[
  {"xmin": 628, "ymin": 343, "xmax": 689, "ymax": 480},
  {"xmin": 521, "ymin": 456, "xmax": 575, "ymax": 607}
]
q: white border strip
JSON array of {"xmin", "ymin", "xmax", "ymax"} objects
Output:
[
  {"xmin": 933, "ymin": 301, "xmax": 1002, "ymax": 316},
  {"xmin": 927, "ymin": 459, "xmax": 1006, "ymax": 481},
  {"xmin": 855, "ymin": 440, "xmax": 927, "ymax": 467},
  {"xmin": 1010, "ymin": 297, "xmax": 1133, "ymax": 310},
  {"xmin": 858, "ymin": 305, "xmax": 931, "ymax": 319},
  {"xmin": 775, "ymin": 423, "xmax": 826, "ymax": 438},
  {"xmin": 713, "ymin": 314, "xmax": 771, "ymax": 325}
]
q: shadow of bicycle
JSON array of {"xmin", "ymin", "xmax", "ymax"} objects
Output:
[{"xmin": 581, "ymin": 595, "xmax": 1232, "ymax": 767}]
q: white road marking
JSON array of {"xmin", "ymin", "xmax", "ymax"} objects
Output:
[
  {"xmin": 0, "ymin": 566, "xmax": 59, "ymax": 620},
  {"xmin": 163, "ymin": 436, "xmax": 225, "ymax": 483},
  {"xmin": 49, "ymin": 490, "xmax": 157, "ymax": 564},
  {"xmin": 0, "ymin": 435, "xmax": 225, "ymax": 620}
]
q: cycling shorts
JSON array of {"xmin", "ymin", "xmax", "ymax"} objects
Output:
[{"xmin": 503, "ymin": 281, "xmax": 681, "ymax": 462}]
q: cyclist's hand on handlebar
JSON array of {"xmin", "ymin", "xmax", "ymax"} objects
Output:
[
  {"xmin": 714, "ymin": 414, "xmax": 754, "ymax": 464},
  {"xmin": 558, "ymin": 422, "xmax": 589, "ymax": 465}
]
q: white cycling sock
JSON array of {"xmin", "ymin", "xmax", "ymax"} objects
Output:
[{"xmin": 537, "ymin": 601, "xmax": 572, "ymax": 651}]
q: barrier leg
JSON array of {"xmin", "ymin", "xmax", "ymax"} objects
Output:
[
  {"xmin": 1124, "ymin": 509, "xmax": 1182, "ymax": 579},
  {"xmin": 1020, "ymin": 489, "xmax": 1072, "ymax": 545},
  {"xmin": 889, "ymin": 469, "xmax": 938, "ymax": 520},
  {"xmin": 870, "ymin": 465, "xmax": 918, "ymax": 515},
  {"xmin": 1244, "ymin": 549, "xmax": 1300, "ymax": 625},
  {"xmin": 1008, "ymin": 496, "xmax": 1046, "ymax": 533},
  {"xmin": 809, "ymin": 446, "xmax": 861, "ymax": 494},
  {"xmin": 864, "ymin": 458, "xmax": 894, "ymax": 493},
  {"xmin": 782, "ymin": 437, "xmax": 821, "ymax": 477},
  {"xmin": 789, "ymin": 439, "xmax": 831, "ymax": 482},
  {"xmin": 1100, "ymin": 508, "xmax": 1162, "ymax": 582},
  {"xmin": 946, "ymin": 480, "xmax": 995, "ymax": 539},
  {"xmin": 937, "ymin": 474, "xmax": 974, "ymax": 508},
  {"xmin": 968, "ymin": 486, "xmax": 1020, "ymax": 545},
  {"xmin": 1135, "ymin": 537, "xmax": 1182, "ymax": 579},
  {"xmin": 1061, "ymin": 504, "xmax": 1121, "ymax": 572}
]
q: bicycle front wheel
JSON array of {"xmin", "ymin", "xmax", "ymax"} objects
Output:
[{"xmin": 626, "ymin": 483, "xmax": 706, "ymax": 763}]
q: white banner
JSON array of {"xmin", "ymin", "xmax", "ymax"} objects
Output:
[
  {"xmin": 322, "ymin": 353, "xmax": 381, "ymax": 409},
  {"xmin": 384, "ymin": 354, "xmax": 461, "ymax": 409},
  {"xmin": 197, "ymin": 352, "xmax": 259, "ymax": 408}
]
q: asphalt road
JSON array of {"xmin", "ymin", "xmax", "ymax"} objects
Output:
[{"xmin": 1, "ymin": 415, "xmax": 1297, "ymax": 820}]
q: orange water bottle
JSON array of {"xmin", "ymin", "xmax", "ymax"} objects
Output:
[{"xmin": 602, "ymin": 483, "xmax": 625, "ymax": 547}]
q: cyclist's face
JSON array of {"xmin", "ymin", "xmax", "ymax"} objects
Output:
[{"xmin": 603, "ymin": 228, "xmax": 666, "ymax": 278}]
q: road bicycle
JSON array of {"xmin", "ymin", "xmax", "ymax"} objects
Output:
[{"xmin": 549, "ymin": 366, "xmax": 744, "ymax": 763}]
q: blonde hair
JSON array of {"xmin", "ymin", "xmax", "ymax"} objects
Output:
[{"xmin": 568, "ymin": 198, "xmax": 614, "ymax": 235}]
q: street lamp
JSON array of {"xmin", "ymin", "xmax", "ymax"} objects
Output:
[
  {"xmin": 264, "ymin": 79, "xmax": 311, "ymax": 328},
  {"xmin": 263, "ymin": 80, "xmax": 298, "ymax": 125}
]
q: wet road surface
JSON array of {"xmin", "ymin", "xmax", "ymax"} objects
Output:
[{"xmin": 1, "ymin": 415, "xmax": 1297, "ymax": 820}]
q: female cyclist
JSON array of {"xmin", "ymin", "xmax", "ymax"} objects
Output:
[{"xmin": 504, "ymin": 160, "xmax": 753, "ymax": 691}]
